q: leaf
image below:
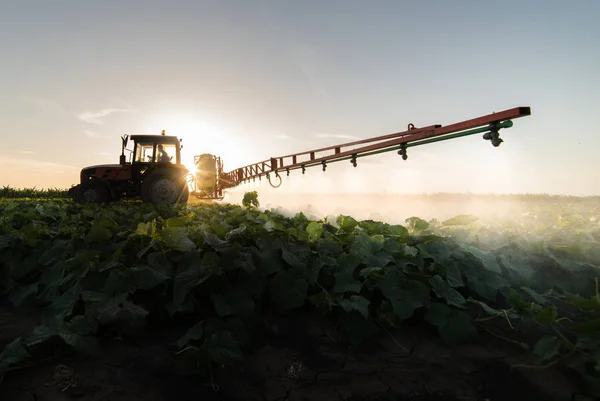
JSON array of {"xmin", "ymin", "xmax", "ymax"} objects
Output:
[
  {"xmin": 359, "ymin": 267, "xmax": 383, "ymax": 278},
  {"xmin": 405, "ymin": 217, "xmax": 430, "ymax": 232},
  {"xmin": 37, "ymin": 263, "xmax": 67, "ymax": 301},
  {"xmin": 0, "ymin": 235, "xmax": 16, "ymax": 251},
  {"xmin": 442, "ymin": 215, "xmax": 478, "ymax": 226},
  {"xmin": 170, "ymin": 262, "xmax": 210, "ymax": 314},
  {"xmin": 251, "ymin": 241, "xmax": 284, "ymax": 277},
  {"xmin": 573, "ymin": 318, "xmax": 600, "ymax": 334},
  {"xmin": 333, "ymin": 264, "xmax": 362, "ymax": 294},
  {"xmin": 225, "ymin": 286, "xmax": 256, "ymax": 317},
  {"xmin": 37, "ymin": 240, "xmax": 70, "ymax": 266},
  {"xmin": 338, "ymin": 251, "xmax": 362, "ymax": 270},
  {"xmin": 24, "ymin": 325, "xmax": 56, "ymax": 348},
  {"xmin": 86, "ymin": 220, "xmax": 113, "ymax": 243},
  {"xmin": 430, "ymin": 275, "xmax": 466, "ymax": 308},
  {"xmin": 388, "ymin": 224, "xmax": 409, "ymax": 238},
  {"xmin": 308, "ymin": 290, "xmax": 333, "ymax": 313},
  {"xmin": 338, "ymin": 295, "xmax": 370, "ymax": 318},
  {"xmin": 97, "ymin": 299, "xmax": 149, "ymax": 335},
  {"xmin": 41, "ymin": 285, "xmax": 80, "ymax": 326},
  {"xmin": 9, "ymin": 254, "xmax": 41, "ymax": 280},
  {"xmin": 521, "ymin": 286, "xmax": 550, "ymax": 305},
  {"xmin": 336, "ymin": 215, "xmax": 358, "ymax": 233},
  {"xmin": 306, "ymin": 221, "xmax": 323, "ymax": 242},
  {"xmin": 463, "ymin": 264, "xmax": 508, "ymax": 301},
  {"xmin": 224, "ymin": 317, "xmax": 249, "ymax": 347},
  {"xmin": 8, "ymin": 282, "xmax": 39, "ymax": 307},
  {"xmin": 176, "ymin": 321, "xmax": 204, "ymax": 349},
  {"xmin": 211, "ymin": 293, "xmax": 234, "ymax": 317},
  {"xmin": 533, "ymin": 335, "xmax": 561, "ymax": 364},
  {"xmin": 134, "ymin": 221, "xmax": 154, "ymax": 236},
  {"xmin": 165, "ymin": 216, "xmax": 188, "ymax": 227},
  {"xmin": 65, "ymin": 314, "xmax": 98, "ymax": 335},
  {"xmin": 208, "ymin": 330, "xmax": 244, "ymax": 365},
  {"xmin": 234, "ymin": 251, "xmax": 256, "ymax": 274},
  {"xmin": 281, "ymin": 247, "xmax": 306, "ymax": 271},
  {"xmin": 130, "ymin": 252, "xmax": 172, "ymax": 290},
  {"xmin": 535, "ymin": 307, "xmax": 558, "ymax": 327},
  {"xmin": 425, "ymin": 302, "xmax": 451, "ymax": 327},
  {"xmin": 211, "ymin": 285, "xmax": 255, "ymax": 318},
  {"xmin": 58, "ymin": 332, "xmax": 99, "ymax": 356},
  {"xmin": 23, "ymin": 315, "xmax": 98, "ymax": 356},
  {"xmin": 496, "ymin": 243, "xmax": 536, "ymax": 282},
  {"xmin": 446, "ymin": 264, "xmax": 465, "ymax": 288},
  {"xmin": 565, "ymin": 293, "xmax": 600, "ymax": 311},
  {"xmin": 203, "ymin": 232, "xmax": 229, "ymax": 252},
  {"xmin": 269, "ymin": 271, "xmax": 308, "ymax": 313},
  {"xmin": 162, "ymin": 227, "xmax": 197, "ymax": 251},
  {"xmin": 224, "ymin": 225, "xmax": 246, "ymax": 242},
  {"xmin": 469, "ymin": 298, "xmax": 501, "ymax": 316},
  {"xmin": 377, "ymin": 269, "xmax": 430, "ymax": 320},
  {"xmin": 351, "ymin": 234, "xmax": 385, "ymax": 262},
  {"xmin": 425, "ymin": 303, "xmax": 477, "ymax": 345},
  {"xmin": 461, "ymin": 245, "xmax": 503, "ymax": 275},
  {"xmin": 0, "ymin": 338, "xmax": 30, "ymax": 373},
  {"xmin": 417, "ymin": 240, "xmax": 456, "ymax": 264}
]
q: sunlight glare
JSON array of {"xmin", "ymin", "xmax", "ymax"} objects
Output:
[{"xmin": 144, "ymin": 112, "xmax": 246, "ymax": 174}]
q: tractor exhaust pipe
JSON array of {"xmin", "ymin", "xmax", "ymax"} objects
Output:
[{"xmin": 120, "ymin": 134, "xmax": 129, "ymax": 164}]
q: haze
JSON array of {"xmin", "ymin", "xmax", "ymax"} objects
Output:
[{"xmin": 1, "ymin": 0, "xmax": 598, "ymax": 197}]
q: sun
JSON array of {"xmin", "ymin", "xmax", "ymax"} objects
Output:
[{"xmin": 145, "ymin": 112, "xmax": 245, "ymax": 174}]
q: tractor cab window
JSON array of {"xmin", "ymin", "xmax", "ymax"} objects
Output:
[
  {"xmin": 156, "ymin": 143, "xmax": 176, "ymax": 163},
  {"xmin": 134, "ymin": 142, "xmax": 155, "ymax": 163},
  {"xmin": 134, "ymin": 141, "xmax": 177, "ymax": 163}
]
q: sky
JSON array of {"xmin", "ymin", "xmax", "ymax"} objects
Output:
[{"xmin": 0, "ymin": 0, "xmax": 598, "ymax": 196}]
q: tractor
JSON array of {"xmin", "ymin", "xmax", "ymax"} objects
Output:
[
  {"xmin": 68, "ymin": 131, "xmax": 191, "ymax": 205},
  {"xmin": 68, "ymin": 106, "xmax": 532, "ymax": 206}
]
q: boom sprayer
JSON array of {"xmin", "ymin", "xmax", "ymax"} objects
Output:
[{"xmin": 68, "ymin": 106, "xmax": 531, "ymax": 205}]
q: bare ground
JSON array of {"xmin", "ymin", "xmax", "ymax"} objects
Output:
[{"xmin": 0, "ymin": 302, "xmax": 590, "ymax": 401}]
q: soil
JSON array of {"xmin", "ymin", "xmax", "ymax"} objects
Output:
[{"xmin": 0, "ymin": 304, "xmax": 589, "ymax": 401}]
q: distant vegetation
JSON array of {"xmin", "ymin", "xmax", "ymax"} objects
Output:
[
  {"xmin": 2, "ymin": 185, "xmax": 598, "ymax": 202},
  {"xmin": 0, "ymin": 186, "xmax": 69, "ymax": 199}
]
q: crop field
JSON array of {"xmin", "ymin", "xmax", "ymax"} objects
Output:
[{"xmin": 0, "ymin": 190, "xmax": 599, "ymax": 401}]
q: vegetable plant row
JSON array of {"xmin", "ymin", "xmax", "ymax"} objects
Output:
[
  {"xmin": 0, "ymin": 196, "xmax": 599, "ymax": 396},
  {"xmin": 0, "ymin": 186, "xmax": 68, "ymax": 199}
]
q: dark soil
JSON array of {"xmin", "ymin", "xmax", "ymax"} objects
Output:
[{"xmin": 0, "ymin": 304, "xmax": 589, "ymax": 401}]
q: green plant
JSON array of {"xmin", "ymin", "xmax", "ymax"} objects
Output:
[
  {"xmin": 242, "ymin": 191, "xmax": 259, "ymax": 209},
  {"xmin": 0, "ymin": 196, "xmax": 598, "ymax": 396}
]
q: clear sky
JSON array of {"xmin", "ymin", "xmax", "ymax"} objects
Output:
[{"xmin": 1, "ymin": 0, "xmax": 598, "ymax": 195}]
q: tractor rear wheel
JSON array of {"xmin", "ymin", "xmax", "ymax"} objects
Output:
[{"xmin": 141, "ymin": 169, "xmax": 189, "ymax": 205}]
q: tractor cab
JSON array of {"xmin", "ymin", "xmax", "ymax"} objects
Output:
[{"xmin": 121, "ymin": 130, "xmax": 183, "ymax": 166}]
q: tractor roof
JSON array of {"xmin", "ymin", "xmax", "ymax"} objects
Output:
[{"xmin": 130, "ymin": 134, "xmax": 180, "ymax": 144}]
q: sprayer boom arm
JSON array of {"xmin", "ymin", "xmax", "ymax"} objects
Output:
[{"xmin": 217, "ymin": 106, "xmax": 531, "ymax": 189}]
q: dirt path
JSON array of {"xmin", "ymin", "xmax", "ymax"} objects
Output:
[{"xmin": 0, "ymin": 307, "xmax": 587, "ymax": 401}]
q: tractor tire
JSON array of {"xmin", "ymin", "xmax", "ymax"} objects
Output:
[
  {"xmin": 140, "ymin": 169, "xmax": 189, "ymax": 205},
  {"xmin": 79, "ymin": 182, "xmax": 111, "ymax": 204}
]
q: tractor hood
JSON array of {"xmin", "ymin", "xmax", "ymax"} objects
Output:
[
  {"xmin": 83, "ymin": 164, "xmax": 123, "ymax": 171},
  {"xmin": 81, "ymin": 164, "xmax": 128, "ymax": 182}
]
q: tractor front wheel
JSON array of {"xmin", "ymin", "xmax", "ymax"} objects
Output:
[
  {"xmin": 141, "ymin": 169, "xmax": 189, "ymax": 205},
  {"xmin": 79, "ymin": 182, "xmax": 111, "ymax": 204}
]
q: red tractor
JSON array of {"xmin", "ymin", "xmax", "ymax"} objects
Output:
[{"xmin": 68, "ymin": 131, "xmax": 191, "ymax": 205}]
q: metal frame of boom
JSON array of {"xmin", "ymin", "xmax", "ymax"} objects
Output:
[{"xmin": 196, "ymin": 106, "xmax": 531, "ymax": 198}]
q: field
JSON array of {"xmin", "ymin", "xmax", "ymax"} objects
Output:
[{"xmin": 1, "ymin": 189, "xmax": 600, "ymax": 400}]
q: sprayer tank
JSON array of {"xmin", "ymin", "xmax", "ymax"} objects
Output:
[{"xmin": 194, "ymin": 154, "xmax": 217, "ymax": 190}]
